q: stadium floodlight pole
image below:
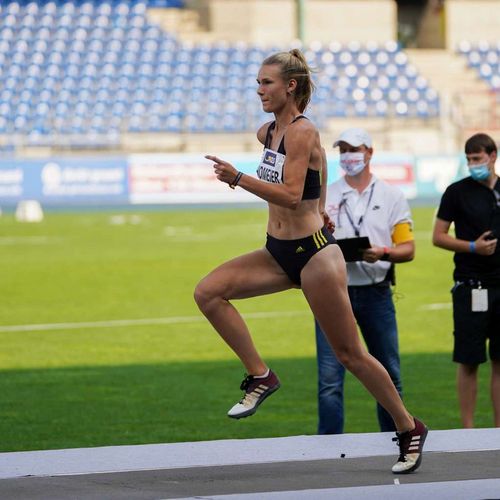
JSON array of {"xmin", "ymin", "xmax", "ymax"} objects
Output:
[{"xmin": 297, "ymin": 0, "xmax": 306, "ymax": 43}]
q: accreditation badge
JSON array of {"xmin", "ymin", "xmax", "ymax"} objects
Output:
[{"xmin": 471, "ymin": 287, "xmax": 488, "ymax": 312}]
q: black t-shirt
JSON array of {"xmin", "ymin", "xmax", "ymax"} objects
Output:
[{"xmin": 437, "ymin": 176, "xmax": 500, "ymax": 285}]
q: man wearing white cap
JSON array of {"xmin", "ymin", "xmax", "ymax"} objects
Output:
[{"xmin": 315, "ymin": 127, "xmax": 415, "ymax": 434}]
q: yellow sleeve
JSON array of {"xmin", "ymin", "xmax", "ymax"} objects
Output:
[{"xmin": 392, "ymin": 222, "xmax": 414, "ymax": 245}]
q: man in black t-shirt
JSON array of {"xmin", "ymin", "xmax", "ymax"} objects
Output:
[{"xmin": 433, "ymin": 133, "xmax": 500, "ymax": 429}]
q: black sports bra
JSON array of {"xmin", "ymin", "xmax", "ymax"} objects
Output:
[{"xmin": 258, "ymin": 115, "xmax": 321, "ymax": 200}]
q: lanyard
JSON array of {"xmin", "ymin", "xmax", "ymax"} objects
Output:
[{"xmin": 339, "ymin": 182, "xmax": 376, "ymax": 237}]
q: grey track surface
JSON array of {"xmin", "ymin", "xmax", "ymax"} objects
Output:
[
  {"xmin": 2, "ymin": 429, "xmax": 500, "ymax": 500},
  {"xmin": 1, "ymin": 450, "xmax": 500, "ymax": 500}
]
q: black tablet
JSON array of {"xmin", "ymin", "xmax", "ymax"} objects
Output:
[{"xmin": 335, "ymin": 236, "xmax": 371, "ymax": 262}]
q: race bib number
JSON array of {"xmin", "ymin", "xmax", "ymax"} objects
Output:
[
  {"xmin": 257, "ymin": 148, "xmax": 285, "ymax": 184},
  {"xmin": 471, "ymin": 288, "xmax": 488, "ymax": 312}
]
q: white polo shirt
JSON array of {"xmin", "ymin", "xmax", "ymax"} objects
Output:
[{"xmin": 325, "ymin": 175, "xmax": 413, "ymax": 286}]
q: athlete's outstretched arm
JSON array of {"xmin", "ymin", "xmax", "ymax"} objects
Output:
[{"xmin": 205, "ymin": 122, "xmax": 315, "ymax": 209}]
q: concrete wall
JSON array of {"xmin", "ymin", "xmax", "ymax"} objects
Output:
[
  {"xmin": 204, "ymin": 0, "xmax": 396, "ymax": 45},
  {"xmin": 303, "ymin": 0, "xmax": 396, "ymax": 44},
  {"xmin": 208, "ymin": 0, "xmax": 296, "ymax": 44},
  {"xmin": 446, "ymin": 0, "xmax": 500, "ymax": 49},
  {"xmin": 182, "ymin": 1, "xmax": 500, "ymax": 49}
]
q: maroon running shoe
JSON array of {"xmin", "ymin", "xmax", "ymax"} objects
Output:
[
  {"xmin": 227, "ymin": 370, "xmax": 281, "ymax": 419},
  {"xmin": 392, "ymin": 417, "xmax": 428, "ymax": 474}
]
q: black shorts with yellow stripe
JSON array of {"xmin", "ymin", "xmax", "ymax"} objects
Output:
[{"xmin": 265, "ymin": 225, "xmax": 336, "ymax": 286}]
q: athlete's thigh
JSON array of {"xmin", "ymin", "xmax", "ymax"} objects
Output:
[
  {"xmin": 201, "ymin": 247, "xmax": 294, "ymax": 300},
  {"xmin": 300, "ymin": 244, "xmax": 348, "ymax": 299},
  {"xmin": 300, "ymin": 245, "xmax": 362, "ymax": 351}
]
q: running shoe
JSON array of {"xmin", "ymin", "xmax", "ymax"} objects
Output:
[
  {"xmin": 227, "ymin": 370, "xmax": 281, "ymax": 419},
  {"xmin": 392, "ymin": 417, "xmax": 428, "ymax": 474}
]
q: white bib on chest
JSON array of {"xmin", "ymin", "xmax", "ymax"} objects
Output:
[{"xmin": 257, "ymin": 148, "xmax": 285, "ymax": 184}]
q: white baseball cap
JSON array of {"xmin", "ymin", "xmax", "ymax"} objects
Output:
[{"xmin": 333, "ymin": 127, "xmax": 372, "ymax": 148}]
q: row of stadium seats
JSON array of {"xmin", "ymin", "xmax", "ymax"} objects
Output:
[
  {"xmin": 456, "ymin": 40, "xmax": 500, "ymax": 91},
  {"xmin": 1, "ymin": 0, "xmax": 183, "ymax": 12},
  {"xmin": 0, "ymin": 0, "xmax": 440, "ymax": 145}
]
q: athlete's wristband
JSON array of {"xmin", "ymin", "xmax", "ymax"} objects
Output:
[
  {"xmin": 469, "ymin": 241, "xmax": 476, "ymax": 253},
  {"xmin": 229, "ymin": 171, "xmax": 243, "ymax": 189}
]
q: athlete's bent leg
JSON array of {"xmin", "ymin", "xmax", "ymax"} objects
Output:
[
  {"xmin": 194, "ymin": 248, "xmax": 292, "ymax": 418},
  {"xmin": 302, "ymin": 246, "xmax": 428, "ymax": 473},
  {"xmin": 300, "ymin": 245, "xmax": 413, "ymax": 432}
]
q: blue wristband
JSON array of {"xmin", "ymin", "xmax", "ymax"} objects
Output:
[{"xmin": 469, "ymin": 241, "xmax": 476, "ymax": 253}]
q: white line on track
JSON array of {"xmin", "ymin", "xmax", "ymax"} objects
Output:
[
  {"xmin": 0, "ymin": 236, "xmax": 56, "ymax": 245},
  {"xmin": 418, "ymin": 303, "xmax": 452, "ymax": 310},
  {"xmin": 0, "ymin": 310, "xmax": 309, "ymax": 333}
]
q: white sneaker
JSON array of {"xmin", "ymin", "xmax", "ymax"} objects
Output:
[{"xmin": 227, "ymin": 370, "xmax": 280, "ymax": 419}]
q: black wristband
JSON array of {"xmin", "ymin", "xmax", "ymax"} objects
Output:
[{"xmin": 229, "ymin": 171, "xmax": 243, "ymax": 189}]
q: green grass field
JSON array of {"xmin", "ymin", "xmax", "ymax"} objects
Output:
[{"xmin": 0, "ymin": 206, "xmax": 495, "ymax": 452}]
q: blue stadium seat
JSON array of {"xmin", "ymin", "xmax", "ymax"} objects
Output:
[
  {"xmin": 458, "ymin": 41, "xmax": 500, "ymax": 91},
  {"xmin": 0, "ymin": 1, "xmax": 440, "ymax": 138}
]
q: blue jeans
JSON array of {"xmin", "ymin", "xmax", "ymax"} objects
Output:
[{"xmin": 315, "ymin": 283, "xmax": 402, "ymax": 434}]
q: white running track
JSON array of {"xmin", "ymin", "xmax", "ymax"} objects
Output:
[{"xmin": 1, "ymin": 428, "xmax": 500, "ymax": 499}]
